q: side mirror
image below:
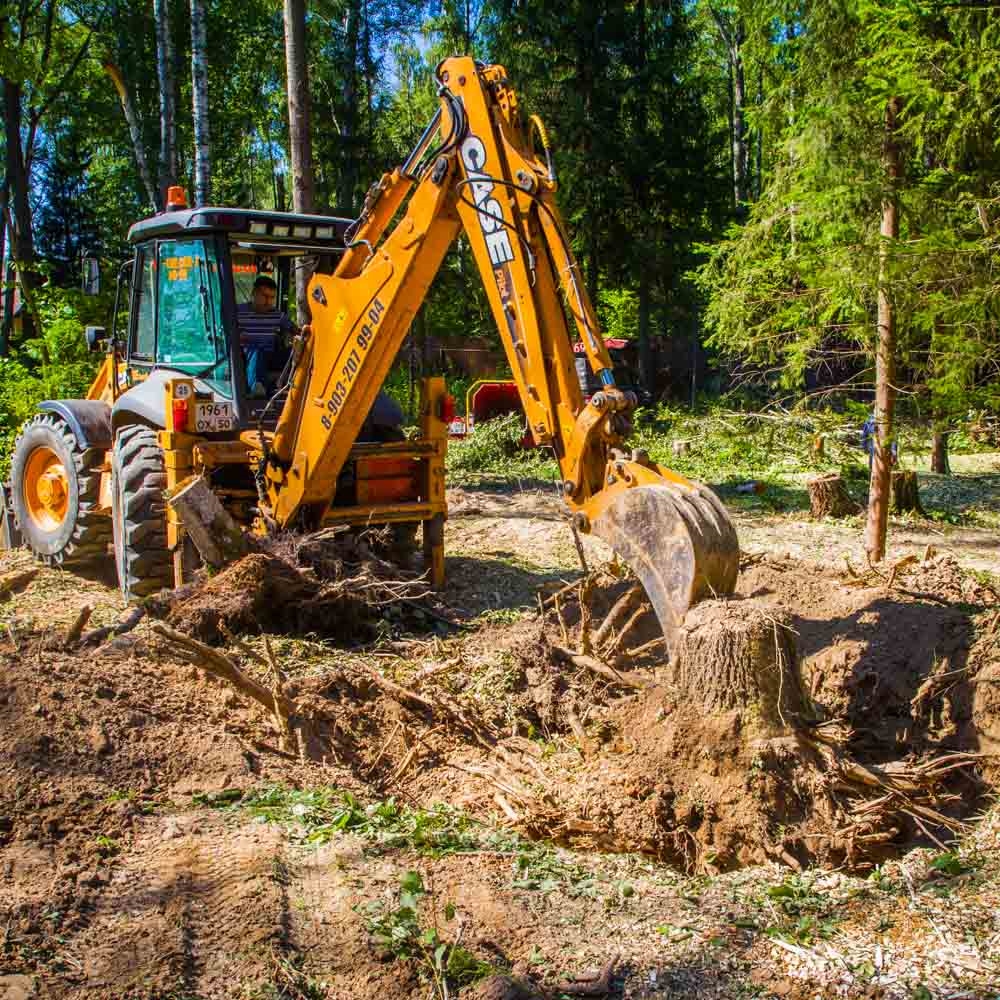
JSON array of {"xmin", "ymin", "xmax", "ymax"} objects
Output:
[
  {"xmin": 82, "ymin": 257, "xmax": 101, "ymax": 295},
  {"xmin": 84, "ymin": 325, "xmax": 106, "ymax": 352}
]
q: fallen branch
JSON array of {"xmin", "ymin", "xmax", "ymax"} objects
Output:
[
  {"xmin": 360, "ymin": 664, "xmax": 495, "ymax": 745},
  {"xmin": 553, "ymin": 955, "xmax": 620, "ymax": 997},
  {"xmin": 360, "ymin": 664, "xmax": 437, "ymax": 712},
  {"xmin": 592, "ymin": 585, "xmax": 641, "ymax": 649},
  {"xmin": 0, "ymin": 568, "xmax": 38, "ymax": 598},
  {"xmin": 622, "ymin": 636, "xmax": 665, "ymax": 660},
  {"xmin": 152, "ymin": 623, "xmax": 296, "ymax": 722},
  {"xmin": 551, "ymin": 645, "xmax": 650, "ymax": 691},
  {"xmin": 62, "ymin": 605, "xmax": 93, "ymax": 647},
  {"xmin": 384, "ymin": 724, "xmax": 445, "ymax": 786},
  {"xmin": 601, "ymin": 602, "xmax": 650, "ymax": 659},
  {"xmin": 80, "ymin": 606, "xmax": 145, "ymax": 647}
]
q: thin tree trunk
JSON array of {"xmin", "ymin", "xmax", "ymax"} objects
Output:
[
  {"xmin": 339, "ymin": 0, "xmax": 361, "ymax": 215},
  {"xmin": 931, "ymin": 430, "xmax": 950, "ymax": 475},
  {"xmin": 753, "ymin": 68, "xmax": 763, "ymax": 201},
  {"xmin": 865, "ymin": 97, "xmax": 903, "ymax": 564},
  {"xmin": 3, "ymin": 75, "xmax": 39, "ymax": 340},
  {"xmin": 283, "ymin": 0, "xmax": 315, "ymax": 322},
  {"xmin": 190, "ymin": 0, "xmax": 211, "ymax": 208},
  {"xmin": 103, "ymin": 63, "xmax": 158, "ymax": 212},
  {"xmin": 154, "ymin": 0, "xmax": 178, "ymax": 202},
  {"xmin": 635, "ymin": 0, "xmax": 653, "ymax": 393},
  {"xmin": 731, "ymin": 24, "xmax": 748, "ymax": 214},
  {"xmin": 710, "ymin": 8, "xmax": 748, "ymax": 216},
  {"xmin": 0, "ymin": 178, "xmax": 9, "ymax": 355}
]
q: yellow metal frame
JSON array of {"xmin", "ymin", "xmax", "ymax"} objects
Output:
[
  {"xmin": 264, "ymin": 56, "xmax": 700, "ymax": 550},
  {"xmin": 158, "ymin": 376, "xmax": 448, "ymax": 589}
]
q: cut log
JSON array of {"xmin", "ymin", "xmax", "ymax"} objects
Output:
[
  {"xmin": 165, "ymin": 474, "xmax": 248, "ymax": 568},
  {"xmin": 890, "ymin": 469, "xmax": 923, "ymax": 515},
  {"xmin": 670, "ymin": 602, "xmax": 810, "ymax": 735},
  {"xmin": 807, "ymin": 473, "xmax": 859, "ymax": 519}
]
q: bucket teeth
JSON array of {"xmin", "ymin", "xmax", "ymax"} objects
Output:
[{"xmin": 590, "ymin": 482, "xmax": 739, "ymax": 649}]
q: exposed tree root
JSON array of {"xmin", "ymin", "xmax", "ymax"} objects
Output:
[{"xmin": 151, "ymin": 622, "xmax": 326, "ymax": 760}]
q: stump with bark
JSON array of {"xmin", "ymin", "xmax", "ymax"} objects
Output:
[
  {"xmin": 670, "ymin": 602, "xmax": 810, "ymax": 735},
  {"xmin": 166, "ymin": 474, "xmax": 249, "ymax": 568},
  {"xmin": 890, "ymin": 469, "xmax": 923, "ymax": 515},
  {"xmin": 807, "ymin": 473, "xmax": 860, "ymax": 519}
]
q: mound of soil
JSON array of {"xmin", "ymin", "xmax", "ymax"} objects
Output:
[
  {"xmin": 161, "ymin": 530, "xmax": 443, "ymax": 646},
  {"xmin": 165, "ymin": 552, "xmax": 375, "ymax": 644},
  {"xmin": 456, "ymin": 553, "xmax": 996, "ymax": 873}
]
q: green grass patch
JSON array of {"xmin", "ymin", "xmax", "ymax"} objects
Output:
[{"xmin": 196, "ymin": 785, "xmax": 519, "ymax": 856}]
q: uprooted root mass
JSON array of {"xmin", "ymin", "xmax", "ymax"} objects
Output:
[{"xmin": 131, "ymin": 539, "xmax": 998, "ymax": 874}]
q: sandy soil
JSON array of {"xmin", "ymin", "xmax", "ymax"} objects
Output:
[{"xmin": 1, "ymin": 488, "xmax": 998, "ymax": 1000}]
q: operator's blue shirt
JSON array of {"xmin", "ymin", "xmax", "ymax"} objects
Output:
[
  {"xmin": 236, "ymin": 302, "xmax": 294, "ymax": 352},
  {"xmin": 237, "ymin": 302, "xmax": 294, "ymax": 389}
]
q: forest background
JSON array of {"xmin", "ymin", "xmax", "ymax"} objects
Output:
[{"xmin": 2, "ymin": 0, "xmax": 999, "ymax": 491}]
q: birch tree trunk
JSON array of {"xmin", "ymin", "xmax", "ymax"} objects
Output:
[
  {"xmin": 154, "ymin": 0, "xmax": 178, "ymax": 202},
  {"xmin": 0, "ymin": 179, "xmax": 7, "ymax": 353},
  {"xmin": 283, "ymin": 0, "xmax": 315, "ymax": 319},
  {"xmin": 864, "ymin": 97, "xmax": 903, "ymax": 564},
  {"xmin": 710, "ymin": 8, "xmax": 749, "ymax": 216},
  {"xmin": 103, "ymin": 63, "xmax": 159, "ymax": 212},
  {"xmin": 190, "ymin": 0, "xmax": 211, "ymax": 208},
  {"xmin": 730, "ymin": 23, "xmax": 748, "ymax": 214}
]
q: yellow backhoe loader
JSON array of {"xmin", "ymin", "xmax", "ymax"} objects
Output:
[{"xmin": 0, "ymin": 57, "xmax": 738, "ymax": 644}]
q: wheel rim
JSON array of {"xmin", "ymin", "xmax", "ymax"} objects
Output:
[{"xmin": 22, "ymin": 445, "xmax": 70, "ymax": 533}]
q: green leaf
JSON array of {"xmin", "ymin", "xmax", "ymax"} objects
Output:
[{"xmin": 399, "ymin": 870, "xmax": 425, "ymax": 895}]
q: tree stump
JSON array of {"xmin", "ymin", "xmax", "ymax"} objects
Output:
[
  {"xmin": 807, "ymin": 473, "xmax": 859, "ymax": 519},
  {"xmin": 670, "ymin": 603, "xmax": 810, "ymax": 735},
  {"xmin": 930, "ymin": 431, "xmax": 950, "ymax": 475},
  {"xmin": 890, "ymin": 470, "xmax": 923, "ymax": 515},
  {"xmin": 166, "ymin": 474, "xmax": 249, "ymax": 568}
]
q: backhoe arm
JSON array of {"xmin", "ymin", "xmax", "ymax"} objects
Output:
[{"xmin": 267, "ymin": 57, "xmax": 738, "ymax": 642}]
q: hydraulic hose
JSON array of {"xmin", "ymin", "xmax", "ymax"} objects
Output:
[{"xmin": 529, "ymin": 114, "xmax": 555, "ymax": 183}]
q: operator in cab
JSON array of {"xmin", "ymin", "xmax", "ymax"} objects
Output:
[{"xmin": 237, "ymin": 275, "xmax": 298, "ymax": 397}]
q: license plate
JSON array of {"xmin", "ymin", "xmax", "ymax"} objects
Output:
[{"xmin": 194, "ymin": 401, "xmax": 234, "ymax": 433}]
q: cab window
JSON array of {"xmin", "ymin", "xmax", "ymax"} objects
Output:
[
  {"xmin": 131, "ymin": 249, "xmax": 156, "ymax": 360},
  {"xmin": 156, "ymin": 238, "xmax": 230, "ymax": 388}
]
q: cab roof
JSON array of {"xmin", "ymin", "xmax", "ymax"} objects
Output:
[{"xmin": 127, "ymin": 207, "xmax": 354, "ymax": 246}]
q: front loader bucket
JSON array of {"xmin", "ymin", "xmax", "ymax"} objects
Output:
[{"xmin": 590, "ymin": 481, "xmax": 739, "ymax": 650}]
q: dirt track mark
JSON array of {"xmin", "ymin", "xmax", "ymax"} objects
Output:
[{"xmin": 75, "ymin": 815, "xmax": 286, "ymax": 997}]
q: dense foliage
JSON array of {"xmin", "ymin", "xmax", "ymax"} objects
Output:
[{"xmin": 2, "ymin": 0, "xmax": 998, "ymax": 465}]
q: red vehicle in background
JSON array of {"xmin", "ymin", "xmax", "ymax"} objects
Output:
[{"xmin": 449, "ymin": 339, "xmax": 646, "ymax": 439}]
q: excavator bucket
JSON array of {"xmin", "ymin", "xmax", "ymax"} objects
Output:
[{"xmin": 589, "ymin": 478, "xmax": 739, "ymax": 650}]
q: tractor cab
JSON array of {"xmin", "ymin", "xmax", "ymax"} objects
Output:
[{"xmin": 111, "ymin": 191, "xmax": 353, "ymax": 434}]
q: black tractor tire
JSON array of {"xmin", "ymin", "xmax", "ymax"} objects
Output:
[
  {"xmin": 9, "ymin": 412, "xmax": 111, "ymax": 568},
  {"xmin": 111, "ymin": 425, "xmax": 172, "ymax": 601}
]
